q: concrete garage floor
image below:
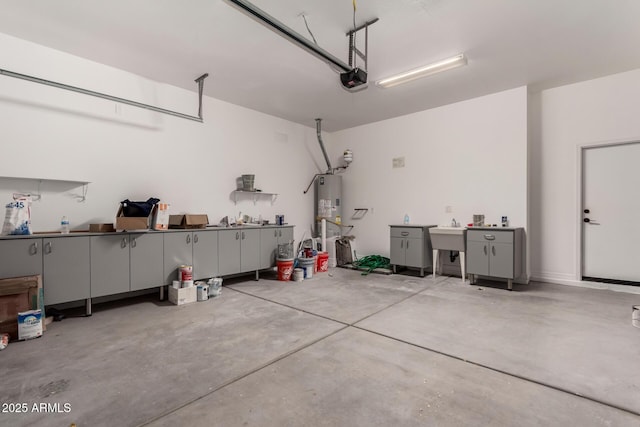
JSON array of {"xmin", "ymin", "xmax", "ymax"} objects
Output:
[{"xmin": 2, "ymin": 268, "xmax": 640, "ymax": 426}]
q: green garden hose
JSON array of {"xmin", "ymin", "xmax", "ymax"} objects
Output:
[{"xmin": 352, "ymin": 255, "xmax": 391, "ymax": 275}]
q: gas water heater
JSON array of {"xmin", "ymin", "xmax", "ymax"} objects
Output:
[{"xmin": 315, "ymin": 174, "xmax": 342, "ymax": 237}]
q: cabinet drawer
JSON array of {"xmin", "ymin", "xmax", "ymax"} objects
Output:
[
  {"xmin": 467, "ymin": 230, "xmax": 513, "ymax": 244},
  {"xmin": 390, "ymin": 227, "xmax": 424, "ymax": 239}
]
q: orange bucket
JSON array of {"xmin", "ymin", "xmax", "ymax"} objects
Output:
[
  {"xmin": 276, "ymin": 258, "xmax": 294, "ymax": 281},
  {"xmin": 316, "ymin": 252, "xmax": 329, "ymax": 272}
]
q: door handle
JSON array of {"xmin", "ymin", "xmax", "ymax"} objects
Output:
[
  {"xmin": 242, "ymin": 231, "xmax": 245, "ymax": 240},
  {"xmin": 121, "ymin": 237, "xmax": 128, "ymax": 248},
  {"xmin": 45, "ymin": 241, "xmax": 52, "ymax": 254},
  {"xmin": 274, "ymin": 230, "xmax": 278, "ymax": 237},
  {"xmin": 131, "ymin": 237, "xmax": 137, "ymax": 248},
  {"xmin": 194, "ymin": 234, "xmax": 199, "ymax": 244},
  {"xmin": 186, "ymin": 234, "xmax": 191, "ymax": 244},
  {"xmin": 483, "ymin": 245, "xmax": 487, "ymax": 256},
  {"xmin": 236, "ymin": 232, "xmax": 240, "ymax": 240},
  {"xmin": 583, "ymin": 218, "xmax": 600, "ymax": 225},
  {"xmin": 492, "ymin": 246, "xmax": 496, "ymax": 256},
  {"xmin": 30, "ymin": 242, "xmax": 38, "ymax": 255},
  {"xmin": 400, "ymin": 240, "xmax": 403, "ymax": 249},
  {"xmin": 406, "ymin": 240, "xmax": 409, "ymax": 249}
]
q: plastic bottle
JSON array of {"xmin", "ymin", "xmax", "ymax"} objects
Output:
[
  {"xmin": 403, "ymin": 213, "xmax": 410, "ymax": 224},
  {"xmin": 61, "ymin": 216, "xmax": 70, "ymax": 234}
]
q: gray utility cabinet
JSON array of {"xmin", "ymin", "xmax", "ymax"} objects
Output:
[
  {"xmin": 91, "ymin": 233, "xmax": 164, "ymax": 298},
  {"xmin": 42, "ymin": 236, "xmax": 90, "ymax": 305},
  {"xmin": 218, "ymin": 228, "xmax": 260, "ymax": 276},
  {"xmin": 260, "ymin": 226, "xmax": 294, "ymax": 269},
  {"xmin": 163, "ymin": 230, "xmax": 219, "ymax": 284},
  {"xmin": 0, "ymin": 238, "xmax": 42, "ymax": 278},
  {"xmin": 466, "ymin": 228, "xmax": 524, "ymax": 290},
  {"xmin": 389, "ymin": 225, "xmax": 435, "ymax": 277}
]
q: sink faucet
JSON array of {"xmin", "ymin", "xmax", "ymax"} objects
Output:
[{"xmin": 451, "ymin": 218, "xmax": 458, "ymax": 227}]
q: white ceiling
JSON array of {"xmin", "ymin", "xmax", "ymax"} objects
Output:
[{"xmin": 1, "ymin": 0, "xmax": 639, "ymax": 132}]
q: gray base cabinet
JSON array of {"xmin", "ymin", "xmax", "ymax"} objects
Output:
[
  {"xmin": 0, "ymin": 238, "xmax": 42, "ymax": 278},
  {"xmin": 163, "ymin": 231, "xmax": 194, "ymax": 284},
  {"xmin": 0, "ymin": 225, "xmax": 293, "ymax": 308},
  {"xmin": 192, "ymin": 230, "xmax": 219, "ymax": 280},
  {"xmin": 91, "ymin": 235, "xmax": 130, "ymax": 298},
  {"xmin": 389, "ymin": 225, "xmax": 435, "ymax": 277},
  {"xmin": 43, "ymin": 237, "xmax": 90, "ymax": 305},
  {"xmin": 130, "ymin": 233, "xmax": 164, "ymax": 291},
  {"xmin": 466, "ymin": 228, "xmax": 524, "ymax": 290}
]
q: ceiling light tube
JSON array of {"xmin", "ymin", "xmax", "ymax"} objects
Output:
[{"xmin": 376, "ymin": 54, "xmax": 467, "ymax": 88}]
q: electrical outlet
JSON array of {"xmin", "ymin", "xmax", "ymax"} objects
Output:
[
  {"xmin": 445, "ymin": 205, "xmax": 452, "ymax": 213},
  {"xmin": 392, "ymin": 157, "xmax": 405, "ymax": 168}
]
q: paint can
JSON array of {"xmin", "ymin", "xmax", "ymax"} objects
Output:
[
  {"xmin": 293, "ymin": 268, "xmax": 304, "ymax": 282},
  {"xmin": 633, "ymin": 305, "xmax": 640, "ymax": 328},
  {"xmin": 197, "ymin": 284, "xmax": 209, "ymax": 301},
  {"xmin": 179, "ymin": 265, "xmax": 193, "ymax": 282},
  {"xmin": 297, "ymin": 257, "xmax": 316, "ymax": 279}
]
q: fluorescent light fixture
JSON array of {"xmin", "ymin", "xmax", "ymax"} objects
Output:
[{"xmin": 376, "ymin": 54, "xmax": 467, "ymax": 88}]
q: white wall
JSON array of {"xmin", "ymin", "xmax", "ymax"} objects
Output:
[
  {"xmin": 529, "ymin": 68, "xmax": 640, "ymax": 286},
  {"xmin": 0, "ymin": 33, "xmax": 326, "ymax": 242},
  {"xmin": 330, "ymin": 87, "xmax": 528, "ymax": 269}
]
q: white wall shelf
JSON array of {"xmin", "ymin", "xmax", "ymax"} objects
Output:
[{"xmin": 232, "ymin": 190, "xmax": 278, "ymax": 205}]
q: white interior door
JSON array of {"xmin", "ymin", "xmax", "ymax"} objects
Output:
[{"xmin": 582, "ymin": 142, "xmax": 640, "ymax": 282}]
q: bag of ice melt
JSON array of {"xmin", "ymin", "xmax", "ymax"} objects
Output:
[{"xmin": 1, "ymin": 194, "xmax": 32, "ymax": 236}]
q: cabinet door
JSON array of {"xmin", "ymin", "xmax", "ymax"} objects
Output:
[
  {"xmin": 260, "ymin": 228, "xmax": 279, "ymax": 269},
  {"xmin": 240, "ymin": 228, "xmax": 260, "ymax": 272},
  {"xmin": 163, "ymin": 232, "xmax": 193, "ymax": 284},
  {"xmin": 43, "ymin": 237, "xmax": 90, "ymax": 305},
  {"xmin": 90, "ymin": 235, "xmax": 130, "ymax": 298},
  {"xmin": 130, "ymin": 233, "xmax": 164, "ymax": 291},
  {"xmin": 404, "ymin": 237, "xmax": 424, "ymax": 268},
  {"xmin": 489, "ymin": 242, "xmax": 514, "ymax": 279},
  {"xmin": 192, "ymin": 230, "xmax": 219, "ymax": 280},
  {"xmin": 466, "ymin": 240, "xmax": 490, "ymax": 276},
  {"xmin": 218, "ymin": 229, "xmax": 241, "ymax": 276},
  {"xmin": 0, "ymin": 239, "xmax": 42, "ymax": 278},
  {"xmin": 278, "ymin": 227, "xmax": 294, "ymax": 244},
  {"xmin": 390, "ymin": 237, "xmax": 405, "ymax": 265}
]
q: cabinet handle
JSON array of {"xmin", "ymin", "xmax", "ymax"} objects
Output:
[
  {"xmin": 401, "ymin": 231, "xmax": 409, "ymax": 236},
  {"xmin": 186, "ymin": 234, "xmax": 191, "ymax": 244},
  {"xmin": 31, "ymin": 242, "xmax": 38, "ymax": 255},
  {"xmin": 279, "ymin": 230, "xmax": 282, "ymax": 237},
  {"xmin": 122, "ymin": 237, "xmax": 128, "ymax": 248},
  {"xmin": 492, "ymin": 246, "xmax": 496, "ymax": 256},
  {"xmin": 45, "ymin": 241, "xmax": 52, "ymax": 254},
  {"xmin": 483, "ymin": 245, "xmax": 487, "ymax": 256},
  {"xmin": 242, "ymin": 231, "xmax": 245, "ymax": 240},
  {"xmin": 131, "ymin": 237, "xmax": 137, "ymax": 248},
  {"xmin": 484, "ymin": 234, "xmax": 495, "ymax": 240},
  {"xmin": 194, "ymin": 234, "xmax": 199, "ymax": 244},
  {"xmin": 274, "ymin": 230, "xmax": 278, "ymax": 237},
  {"xmin": 406, "ymin": 240, "xmax": 409, "ymax": 249},
  {"xmin": 401, "ymin": 240, "xmax": 403, "ymax": 249},
  {"xmin": 236, "ymin": 232, "xmax": 239, "ymax": 240}
]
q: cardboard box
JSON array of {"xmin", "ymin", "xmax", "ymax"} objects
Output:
[
  {"xmin": 90, "ymin": 223, "xmax": 116, "ymax": 233},
  {"xmin": 169, "ymin": 214, "xmax": 208, "ymax": 229},
  {"xmin": 168, "ymin": 285, "xmax": 197, "ymax": 305},
  {"xmin": 18, "ymin": 309, "xmax": 42, "ymax": 340},
  {"xmin": 152, "ymin": 203, "xmax": 170, "ymax": 231},
  {"xmin": 0, "ymin": 275, "xmax": 44, "ymax": 341},
  {"xmin": 115, "ymin": 205, "xmax": 155, "ymax": 231}
]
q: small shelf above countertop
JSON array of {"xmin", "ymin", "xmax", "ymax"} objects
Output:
[{"xmin": 232, "ymin": 190, "xmax": 278, "ymax": 205}]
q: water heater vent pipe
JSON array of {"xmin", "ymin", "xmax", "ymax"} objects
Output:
[{"xmin": 316, "ymin": 118, "xmax": 333, "ymax": 174}]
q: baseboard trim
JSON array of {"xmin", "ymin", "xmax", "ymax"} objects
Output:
[{"xmin": 531, "ymin": 272, "xmax": 640, "ymax": 295}]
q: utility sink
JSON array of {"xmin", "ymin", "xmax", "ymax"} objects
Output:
[
  {"xmin": 429, "ymin": 226, "xmax": 468, "ymax": 282},
  {"xmin": 429, "ymin": 226, "xmax": 466, "ymax": 251}
]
